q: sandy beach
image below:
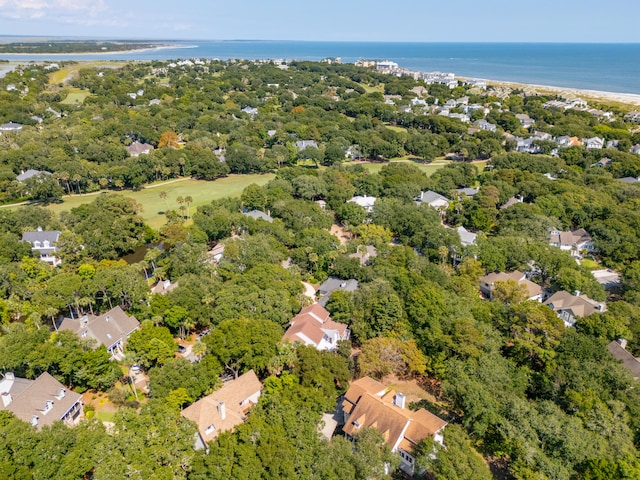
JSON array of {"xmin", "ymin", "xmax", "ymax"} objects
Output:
[
  {"xmin": 477, "ymin": 78, "xmax": 640, "ymax": 106},
  {"xmin": 0, "ymin": 43, "xmax": 194, "ymax": 57}
]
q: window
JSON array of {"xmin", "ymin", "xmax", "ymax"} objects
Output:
[
  {"xmin": 204, "ymin": 424, "xmax": 216, "ymax": 435},
  {"xmin": 43, "ymin": 400, "xmax": 54, "ymax": 413}
]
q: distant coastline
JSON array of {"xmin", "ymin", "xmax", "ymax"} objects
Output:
[
  {"xmin": 0, "ymin": 44, "xmax": 189, "ymax": 56},
  {"xmin": 0, "ymin": 41, "xmax": 638, "ymax": 96}
]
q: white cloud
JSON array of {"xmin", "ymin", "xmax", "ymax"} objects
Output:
[{"xmin": 0, "ymin": 0, "xmax": 106, "ymax": 22}]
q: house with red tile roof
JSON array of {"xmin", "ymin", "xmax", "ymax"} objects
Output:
[
  {"xmin": 282, "ymin": 304, "xmax": 349, "ymax": 351},
  {"xmin": 340, "ymin": 377, "xmax": 447, "ymax": 476}
]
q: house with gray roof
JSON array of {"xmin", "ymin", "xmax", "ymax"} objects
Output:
[
  {"xmin": 456, "ymin": 187, "xmax": 479, "ymax": 198},
  {"xmin": 416, "ymin": 191, "xmax": 450, "ymax": 210},
  {"xmin": 348, "ymin": 195, "xmax": 377, "ymax": 212},
  {"xmin": 607, "ymin": 339, "xmax": 640, "ymax": 380},
  {"xmin": 16, "ymin": 169, "xmax": 51, "ymax": 183},
  {"xmin": 317, "ymin": 277, "xmax": 359, "ymax": 306},
  {"xmin": 0, "ymin": 372, "xmax": 83, "ymax": 430},
  {"xmin": 22, "ymin": 228, "xmax": 61, "ymax": 266},
  {"xmin": 58, "ymin": 306, "xmax": 140, "ymax": 358},
  {"xmin": 0, "ymin": 122, "xmax": 23, "ymax": 132},
  {"xmin": 243, "ymin": 210, "xmax": 273, "ymax": 223},
  {"xmin": 294, "ymin": 140, "xmax": 318, "ymax": 151}
]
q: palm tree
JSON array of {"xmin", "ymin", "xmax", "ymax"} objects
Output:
[
  {"xmin": 438, "ymin": 245, "xmax": 449, "ymax": 265},
  {"xmin": 176, "ymin": 196, "xmax": 185, "ymax": 220},
  {"xmin": 159, "ymin": 190, "xmax": 168, "ymax": 212},
  {"xmin": 72, "ymin": 174, "xmax": 82, "ymax": 194},
  {"xmin": 45, "ymin": 307, "xmax": 59, "ymax": 332},
  {"xmin": 184, "ymin": 195, "xmax": 193, "ymax": 219},
  {"xmin": 192, "ymin": 341, "xmax": 207, "ymax": 361}
]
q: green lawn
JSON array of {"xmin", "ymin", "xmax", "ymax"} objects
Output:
[
  {"xmin": 60, "ymin": 88, "xmax": 91, "ymax": 105},
  {"xmin": 95, "ymin": 410, "xmax": 116, "ymax": 422},
  {"xmin": 45, "ymin": 174, "xmax": 275, "ymax": 230}
]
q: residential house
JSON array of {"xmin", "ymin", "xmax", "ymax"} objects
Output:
[
  {"xmin": 591, "ymin": 269, "xmax": 621, "ymax": 291},
  {"xmin": 207, "ymin": 243, "xmax": 225, "ymax": 263},
  {"xmin": 317, "ymin": 277, "xmax": 359, "ymax": 306},
  {"xmin": 181, "ymin": 370, "xmax": 262, "ymax": 450},
  {"xmin": 0, "ymin": 372, "xmax": 83, "ymax": 430},
  {"xmin": 315, "ymin": 199, "xmax": 327, "ymax": 210},
  {"xmin": 345, "ymin": 145, "xmax": 363, "ymax": 160},
  {"xmin": 448, "ymin": 113, "xmax": 470, "ymax": 123},
  {"xmin": 584, "ymin": 137, "xmax": 604, "ymax": 150},
  {"xmin": 416, "ymin": 191, "xmax": 450, "ymax": 210},
  {"xmin": 548, "ymin": 228, "xmax": 594, "ymax": 257},
  {"xmin": 591, "ymin": 158, "xmax": 612, "ymax": 168},
  {"xmin": 618, "ymin": 176, "xmax": 640, "ymax": 184},
  {"xmin": 479, "ymin": 271, "xmax": 543, "ymax": 302},
  {"xmin": 606, "ymin": 140, "xmax": 619, "ymax": 149},
  {"xmin": 241, "ymin": 106, "xmax": 258, "ymax": 118},
  {"xmin": 630, "ymin": 144, "xmax": 640, "ymax": 155},
  {"xmin": 16, "ymin": 169, "xmax": 51, "ymax": 183},
  {"xmin": 457, "ymin": 226, "xmax": 477, "ymax": 247},
  {"xmin": 0, "ymin": 122, "xmax": 23, "ymax": 132},
  {"xmin": 294, "ymin": 140, "xmax": 318, "ymax": 151},
  {"xmin": 515, "ymin": 113, "xmax": 535, "ymax": 129},
  {"xmin": 556, "ymin": 136, "xmax": 582, "ymax": 148},
  {"xmin": 544, "ymin": 290, "xmax": 606, "ymax": 327},
  {"xmin": 22, "ymin": 227, "xmax": 61, "ymax": 266},
  {"xmin": 348, "ymin": 195, "xmax": 377, "ymax": 212},
  {"xmin": 456, "ymin": 187, "xmax": 479, "ymax": 198},
  {"xmin": 607, "ymin": 339, "xmax": 640, "ymax": 380},
  {"xmin": 340, "ymin": 377, "xmax": 447, "ymax": 476},
  {"xmin": 349, "ymin": 245, "xmax": 377, "ymax": 266},
  {"xmin": 474, "ymin": 119, "xmax": 497, "ymax": 132},
  {"xmin": 126, "ymin": 141, "xmax": 154, "ymax": 157},
  {"xmin": 58, "ymin": 306, "xmax": 140, "ymax": 358},
  {"xmin": 376, "ymin": 61, "xmax": 399, "ymax": 72},
  {"xmin": 515, "ymin": 137, "xmax": 541, "ymax": 154},
  {"xmin": 243, "ymin": 209, "xmax": 273, "ymax": 223},
  {"xmin": 499, "ymin": 196, "xmax": 523, "ymax": 210},
  {"xmin": 151, "ymin": 279, "xmax": 179, "ymax": 295},
  {"xmin": 282, "ymin": 304, "xmax": 350, "ymax": 351}
]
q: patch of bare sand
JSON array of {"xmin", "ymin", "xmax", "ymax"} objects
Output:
[{"xmin": 330, "ymin": 224, "xmax": 351, "ymax": 245}]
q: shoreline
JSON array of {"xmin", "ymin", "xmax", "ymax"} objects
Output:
[
  {"xmin": 0, "ymin": 44, "xmax": 195, "ymax": 57},
  {"xmin": 478, "ymin": 78, "xmax": 640, "ymax": 106}
]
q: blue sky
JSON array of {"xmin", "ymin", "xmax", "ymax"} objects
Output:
[{"xmin": 0, "ymin": 0, "xmax": 638, "ymax": 42}]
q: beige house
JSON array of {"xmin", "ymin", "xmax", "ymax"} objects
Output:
[
  {"xmin": 341, "ymin": 377, "xmax": 447, "ymax": 476},
  {"xmin": 181, "ymin": 370, "xmax": 262, "ymax": 450},
  {"xmin": 58, "ymin": 306, "xmax": 140, "ymax": 358},
  {"xmin": 0, "ymin": 372, "xmax": 83, "ymax": 430},
  {"xmin": 479, "ymin": 271, "xmax": 543, "ymax": 302},
  {"xmin": 544, "ymin": 290, "xmax": 606, "ymax": 327}
]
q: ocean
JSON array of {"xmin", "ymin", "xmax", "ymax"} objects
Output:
[{"xmin": 1, "ymin": 41, "xmax": 639, "ymax": 95}]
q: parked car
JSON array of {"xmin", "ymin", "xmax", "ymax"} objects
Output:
[
  {"xmin": 196, "ymin": 329, "xmax": 210, "ymax": 341},
  {"xmin": 177, "ymin": 345, "xmax": 187, "ymax": 354}
]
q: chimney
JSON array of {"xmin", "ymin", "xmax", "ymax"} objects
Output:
[
  {"xmin": 37, "ymin": 226, "xmax": 43, "ymax": 232},
  {"xmin": 574, "ymin": 290, "xmax": 581, "ymax": 297},
  {"xmin": 217, "ymin": 401, "xmax": 226, "ymax": 420},
  {"xmin": 394, "ymin": 392, "xmax": 406, "ymax": 409},
  {"xmin": 618, "ymin": 338, "xmax": 628, "ymax": 350},
  {"xmin": 5, "ymin": 372, "xmax": 15, "ymax": 381},
  {"xmin": 31, "ymin": 415, "xmax": 39, "ymax": 427},
  {"xmin": 56, "ymin": 388, "xmax": 66, "ymax": 399},
  {"xmin": 1, "ymin": 392, "xmax": 12, "ymax": 407}
]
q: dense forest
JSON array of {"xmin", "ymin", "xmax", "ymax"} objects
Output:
[{"xmin": 1, "ymin": 58, "xmax": 640, "ymax": 479}]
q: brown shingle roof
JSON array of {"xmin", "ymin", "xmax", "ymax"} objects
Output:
[
  {"xmin": 0, "ymin": 372, "xmax": 82, "ymax": 430},
  {"xmin": 181, "ymin": 370, "xmax": 262, "ymax": 443},
  {"xmin": 282, "ymin": 304, "xmax": 348, "ymax": 348},
  {"xmin": 544, "ymin": 291, "xmax": 604, "ymax": 318},
  {"xmin": 342, "ymin": 379, "xmax": 447, "ymax": 453}
]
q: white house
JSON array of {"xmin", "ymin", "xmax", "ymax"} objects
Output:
[
  {"xmin": 282, "ymin": 304, "xmax": 350, "ymax": 351},
  {"xmin": 22, "ymin": 228, "xmax": 61, "ymax": 266},
  {"xmin": 348, "ymin": 195, "xmax": 377, "ymax": 212},
  {"xmin": 548, "ymin": 228, "xmax": 595, "ymax": 257},
  {"xmin": 416, "ymin": 191, "xmax": 450, "ymax": 210}
]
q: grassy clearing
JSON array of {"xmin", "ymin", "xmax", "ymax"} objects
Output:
[
  {"xmin": 60, "ymin": 88, "xmax": 91, "ymax": 105},
  {"xmin": 359, "ymin": 83, "xmax": 384, "ymax": 94},
  {"xmin": 47, "ymin": 61, "xmax": 127, "ymax": 86},
  {"xmin": 385, "ymin": 124, "xmax": 408, "ymax": 133},
  {"xmin": 45, "ymin": 174, "xmax": 275, "ymax": 230},
  {"xmin": 95, "ymin": 410, "xmax": 116, "ymax": 422}
]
